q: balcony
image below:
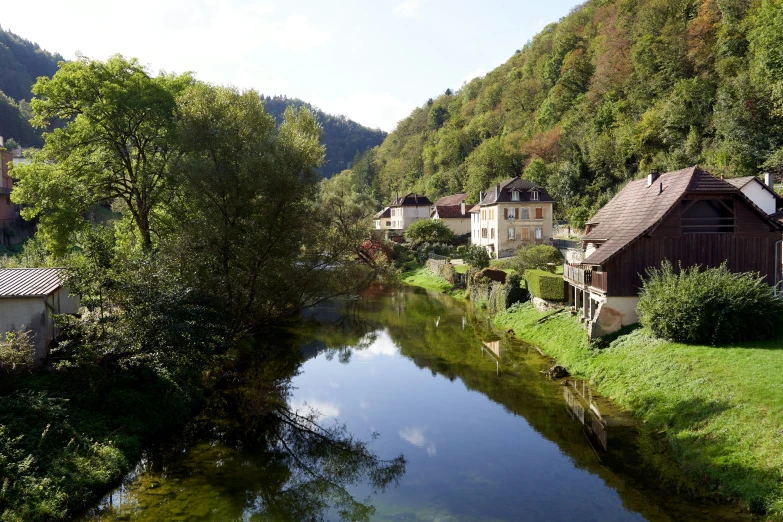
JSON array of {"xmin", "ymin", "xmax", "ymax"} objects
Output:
[{"xmin": 563, "ymin": 263, "xmax": 608, "ymax": 293}]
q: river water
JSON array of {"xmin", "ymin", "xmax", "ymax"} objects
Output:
[{"xmin": 80, "ymin": 286, "xmax": 747, "ymax": 521}]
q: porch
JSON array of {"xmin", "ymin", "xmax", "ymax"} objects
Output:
[{"xmin": 562, "ymin": 264, "xmax": 608, "ymax": 294}]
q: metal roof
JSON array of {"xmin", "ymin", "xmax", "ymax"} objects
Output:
[{"xmin": 0, "ymin": 268, "xmax": 66, "ymax": 298}]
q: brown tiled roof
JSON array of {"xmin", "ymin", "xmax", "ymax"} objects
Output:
[
  {"xmin": 724, "ymin": 176, "xmax": 755, "ymax": 190},
  {"xmin": 390, "ymin": 193, "xmax": 432, "ymax": 207},
  {"xmin": 468, "ymin": 205, "xmax": 480, "ymax": 213},
  {"xmin": 374, "ymin": 207, "xmax": 391, "ymax": 219},
  {"xmin": 434, "ymin": 205, "xmax": 469, "ymax": 219},
  {"xmin": 479, "ymin": 177, "xmax": 553, "ymax": 206},
  {"xmin": 0, "ymin": 268, "xmax": 66, "ymax": 297},
  {"xmin": 434, "ymin": 193, "xmax": 467, "ymax": 206},
  {"xmin": 581, "ymin": 166, "xmax": 780, "ymax": 266}
]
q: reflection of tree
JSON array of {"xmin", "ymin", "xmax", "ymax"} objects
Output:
[{"xmin": 231, "ymin": 357, "xmax": 406, "ymax": 522}]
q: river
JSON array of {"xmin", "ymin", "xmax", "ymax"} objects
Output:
[{"xmin": 80, "ymin": 286, "xmax": 747, "ymax": 521}]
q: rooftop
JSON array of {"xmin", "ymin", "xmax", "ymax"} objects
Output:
[
  {"xmin": 0, "ymin": 268, "xmax": 67, "ymax": 298},
  {"xmin": 478, "ymin": 177, "xmax": 554, "ymax": 206}
]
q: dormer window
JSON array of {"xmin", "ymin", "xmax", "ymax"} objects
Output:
[
  {"xmin": 511, "ymin": 190, "xmax": 520, "ymax": 202},
  {"xmin": 530, "ymin": 190, "xmax": 540, "ymax": 201}
]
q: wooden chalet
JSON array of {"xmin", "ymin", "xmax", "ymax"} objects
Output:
[{"xmin": 564, "ymin": 166, "xmax": 783, "ymax": 339}]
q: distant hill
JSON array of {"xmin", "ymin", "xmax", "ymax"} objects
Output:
[
  {"xmin": 0, "ymin": 25, "xmax": 63, "ymax": 147},
  {"xmin": 358, "ymin": 0, "xmax": 783, "ymax": 226},
  {"xmin": 262, "ymin": 95, "xmax": 386, "ymax": 178}
]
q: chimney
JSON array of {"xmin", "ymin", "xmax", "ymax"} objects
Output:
[
  {"xmin": 396, "ymin": 190, "xmax": 399, "ymax": 204},
  {"xmin": 765, "ymin": 172, "xmax": 774, "ymax": 189},
  {"xmin": 480, "ymin": 191, "xmax": 484, "ymax": 202},
  {"xmin": 659, "ymin": 182, "xmax": 663, "ymax": 194},
  {"xmin": 647, "ymin": 173, "xmax": 660, "ymax": 187},
  {"xmin": 495, "ymin": 184, "xmax": 500, "ymax": 200},
  {"xmin": 0, "ymin": 136, "xmax": 4, "ymax": 148},
  {"xmin": 460, "ymin": 201, "xmax": 466, "ymax": 215}
]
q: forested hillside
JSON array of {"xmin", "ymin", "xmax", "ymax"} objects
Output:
[
  {"xmin": 263, "ymin": 95, "xmax": 386, "ymax": 178},
  {"xmin": 354, "ymin": 0, "xmax": 783, "ymax": 225},
  {"xmin": 0, "ymin": 25, "xmax": 62, "ymax": 146}
]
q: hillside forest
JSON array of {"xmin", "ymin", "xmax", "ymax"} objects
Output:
[{"xmin": 347, "ymin": 0, "xmax": 783, "ymax": 226}]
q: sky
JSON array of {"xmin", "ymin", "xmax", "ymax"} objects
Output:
[{"xmin": 1, "ymin": 0, "xmax": 582, "ymax": 132}]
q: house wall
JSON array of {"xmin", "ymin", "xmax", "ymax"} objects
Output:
[
  {"xmin": 0, "ymin": 287, "xmax": 80, "ymax": 362},
  {"xmin": 471, "ymin": 202, "xmax": 554, "ymax": 256},
  {"xmin": 741, "ymin": 181, "xmax": 776, "ymax": 215},
  {"xmin": 389, "ymin": 205, "xmax": 429, "ymax": 230},
  {"xmin": 601, "ymin": 193, "xmax": 780, "ymax": 296},
  {"xmin": 440, "ymin": 217, "xmax": 471, "ymax": 235}
]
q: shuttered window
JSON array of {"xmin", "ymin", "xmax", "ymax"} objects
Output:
[
  {"xmin": 535, "ymin": 207, "xmax": 543, "ymax": 219},
  {"xmin": 520, "ymin": 208, "xmax": 529, "ymax": 219},
  {"xmin": 491, "ymin": 228, "xmax": 495, "ymax": 239},
  {"xmin": 508, "ymin": 227, "xmax": 515, "ymax": 240}
]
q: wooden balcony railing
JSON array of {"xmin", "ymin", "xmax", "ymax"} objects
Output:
[{"xmin": 563, "ymin": 263, "xmax": 608, "ymax": 293}]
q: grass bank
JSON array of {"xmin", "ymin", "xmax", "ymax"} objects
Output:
[
  {"xmin": 496, "ymin": 302, "xmax": 783, "ymax": 518},
  {"xmin": 400, "ymin": 266, "xmax": 467, "ymax": 299}
]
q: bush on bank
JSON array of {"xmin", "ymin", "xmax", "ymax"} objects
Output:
[
  {"xmin": 637, "ymin": 261, "xmax": 783, "ymax": 345},
  {"xmin": 525, "ymin": 269, "xmax": 566, "ymax": 301}
]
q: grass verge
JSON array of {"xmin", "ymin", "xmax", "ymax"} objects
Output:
[
  {"xmin": 401, "ymin": 266, "xmax": 467, "ymax": 300},
  {"xmin": 496, "ymin": 302, "xmax": 783, "ymax": 518}
]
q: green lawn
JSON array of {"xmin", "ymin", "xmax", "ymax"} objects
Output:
[
  {"xmin": 496, "ymin": 302, "xmax": 783, "ymax": 518},
  {"xmin": 400, "ymin": 266, "xmax": 467, "ymax": 299},
  {"xmin": 453, "ymin": 264, "xmax": 469, "ymax": 274}
]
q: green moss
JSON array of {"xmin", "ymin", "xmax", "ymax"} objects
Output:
[{"xmin": 496, "ymin": 302, "xmax": 783, "ymax": 517}]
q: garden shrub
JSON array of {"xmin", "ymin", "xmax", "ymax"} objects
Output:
[
  {"xmin": 637, "ymin": 261, "xmax": 783, "ymax": 344},
  {"xmin": 404, "ymin": 219, "xmax": 454, "ymax": 246},
  {"xmin": 514, "ymin": 244, "xmax": 563, "ymax": 273},
  {"xmin": 0, "ymin": 331, "xmax": 35, "ymax": 376},
  {"xmin": 525, "ymin": 269, "xmax": 566, "ymax": 301},
  {"xmin": 476, "ymin": 268, "xmax": 507, "ymax": 284}
]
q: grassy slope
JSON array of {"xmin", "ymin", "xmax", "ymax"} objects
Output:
[
  {"xmin": 400, "ymin": 266, "xmax": 467, "ymax": 299},
  {"xmin": 496, "ymin": 302, "xmax": 783, "ymax": 517}
]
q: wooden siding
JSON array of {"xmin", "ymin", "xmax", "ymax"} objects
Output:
[{"xmin": 603, "ymin": 193, "xmax": 780, "ymax": 296}]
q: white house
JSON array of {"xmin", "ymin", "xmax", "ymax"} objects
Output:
[
  {"xmin": 374, "ymin": 207, "xmax": 393, "ymax": 230},
  {"xmin": 387, "ymin": 193, "xmax": 433, "ymax": 231},
  {"xmin": 0, "ymin": 268, "xmax": 80, "ymax": 362},
  {"xmin": 724, "ymin": 173, "xmax": 782, "ymax": 216}
]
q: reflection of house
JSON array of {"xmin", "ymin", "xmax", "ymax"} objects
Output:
[
  {"xmin": 564, "ymin": 166, "xmax": 783, "ymax": 340},
  {"xmin": 374, "ymin": 207, "xmax": 393, "ymax": 231},
  {"xmin": 471, "ymin": 177, "xmax": 554, "ymax": 258},
  {"xmin": 387, "ymin": 193, "xmax": 432, "ymax": 231},
  {"xmin": 0, "ymin": 268, "xmax": 81, "ymax": 362},
  {"xmin": 430, "ymin": 193, "xmax": 470, "ymax": 235}
]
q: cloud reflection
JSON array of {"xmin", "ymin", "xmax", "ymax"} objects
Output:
[
  {"xmin": 399, "ymin": 426, "xmax": 437, "ymax": 457},
  {"xmin": 353, "ymin": 331, "xmax": 400, "ymax": 360}
]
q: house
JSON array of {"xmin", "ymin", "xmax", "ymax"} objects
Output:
[
  {"xmin": 471, "ymin": 177, "xmax": 555, "ymax": 258},
  {"xmin": 374, "ymin": 207, "xmax": 393, "ymax": 231},
  {"xmin": 387, "ymin": 193, "xmax": 433, "ymax": 231},
  {"xmin": 0, "ymin": 268, "xmax": 80, "ymax": 362},
  {"xmin": 563, "ymin": 166, "xmax": 783, "ymax": 340},
  {"xmin": 724, "ymin": 173, "xmax": 783, "ymax": 215},
  {"xmin": 430, "ymin": 193, "xmax": 470, "ymax": 235}
]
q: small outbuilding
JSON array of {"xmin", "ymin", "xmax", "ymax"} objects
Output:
[{"xmin": 0, "ymin": 268, "xmax": 80, "ymax": 362}]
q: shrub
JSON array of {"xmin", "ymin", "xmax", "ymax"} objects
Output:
[
  {"xmin": 404, "ymin": 220, "xmax": 455, "ymax": 246},
  {"xmin": 514, "ymin": 244, "xmax": 563, "ymax": 273},
  {"xmin": 0, "ymin": 330, "xmax": 35, "ymax": 375},
  {"xmin": 476, "ymin": 268, "xmax": 507, "ymax": 284},
  {"xmin": 463, "ymin": 245, "xmax": 490, "ymax": 269},
  {"xmin": 637, "ymin": 261, "xmax": 783, "ymax": 344},
  {"xmin": 525, "ymin": 269, "xmax": 566, "ymax": 301}
]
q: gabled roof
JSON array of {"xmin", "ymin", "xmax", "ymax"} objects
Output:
[
  {"xmin": 390, "ymin": 193, "xmax": 432, "ymax": 207},
  {"xmin": 468, "ymin": 205, "xmax": 480, "ymax": 213},
  {"xmin": 374, "ymin": 207, "xmax": 391, "ymax": 219},
  {"xmin": 724, "ymin": 176, "xmax": 783, "ymax": 209},
  {"xmin": 432, "ymin": 193, "xmax": 469, "ymax": 219},
  {"xmin": 0, "ymin": 268, "xmax": 66, "ymax": 298},
  {"xmin": 479, "ymin": 177, "xmax": 554, "ymax": 206},
  {"xmin": 582, "ymin": 166, "xmax": 783, "ymax": 266}
]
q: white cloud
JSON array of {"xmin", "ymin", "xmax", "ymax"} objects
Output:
[
  {"xmin": 351, "ymin": 331, "xmax": 401, "ymax": 360},
  {"xmin": 394, "ymin": 0, "xmax": 420, "ymax": 18},
  {"xmin": 290, "ymin": 398, "xmax": 340, "ymax": 419},
  {"xmin": 312, "ymin": 90, "xmax": 415, "ymax": 132},
  {"xmin": 399, "ymin": 426, "xmax": 427, "ymax": 447},
  {"xmin": 426, "ymin": 442, "xmax": 437, "ymax": 456}
]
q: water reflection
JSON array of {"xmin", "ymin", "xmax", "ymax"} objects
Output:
[{"xmin": 563, "ymin": 380, "xmax": 608, "ymax": 451}]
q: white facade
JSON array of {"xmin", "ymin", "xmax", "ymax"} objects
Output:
[
  {"xmin": 471, "ymin": 203, "xmax": 553, "ymax": 257},
  {"xmin": 389, "ymin": 205, "xmax": 430, "ymax": 230},
  {"xmin": 0, "ymin": 287, "xmax": 80, "ymax": 361},
  {"xmin": 740, "ymin": 179, "xmax": 777, "ymax": 215}
]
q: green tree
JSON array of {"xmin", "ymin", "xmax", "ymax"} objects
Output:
[
  {"xmin": 463, "ymin": 245, "xmax": 490, "ymax": 269},
  {"xmin": 404, "ymin": 219, "xmax": 454, "ymax": 247},
  {"xmin": 513, "ymin": 244, "xmax": 563, "ymax": 273},
  {"xmin": 12, "ymin": 55, "xmax": 193, "ymax": 253}
]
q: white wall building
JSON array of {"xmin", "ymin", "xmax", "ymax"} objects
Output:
[{"xmin": 388, "ymin": 193, "xmax": 433, "ymax": 231}]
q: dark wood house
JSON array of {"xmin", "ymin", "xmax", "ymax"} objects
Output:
[{"xmin": 564, "ymin": 166, "xmax": 783, "ymax": 339}]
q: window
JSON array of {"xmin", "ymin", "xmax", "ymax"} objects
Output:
[
  {"xmin": 681, "ymin": 199, "xmax": 735, "ymax": 233},
  {"xmin": 482, "ymin": 228, "xmax": 488, "ymax": 238},
  {"xmin": 535, "ymin": 227, "xmax": 543, "ymax": 239},
  {"xmin": 490, "ymin": 228, "xmax": 495, "ymax": 239},
  {"xmin": 521, "ymin": 227, "xmax": 529, "ymax": 240},
  {"xmin": 505, "ymin": 208, "xmax": 516, "ymax": 220},
  {"xmin": 531, "ymin": 190, "xmax": 540, "ymax": 201},
  {"xmin": 535, "ymin": 207, "xmax": 543, "ymax": 220},
  {"xmin": 512, "ymin": 191, "xmax": 520, "ymax": 201},
  {"xmin": 508, "ymin": 227, "xmax": 515, "ymax": 240},
  {"xmin": 520, "ymin": 208, "xmax": 530, "ymax": 220},
  {"xmin": 385, "ymin": 221, "xmax": 391, "ymax": 227},
  {"xmin": 482, "ymin": 210, "xmax": 486, "ymax": 220}
]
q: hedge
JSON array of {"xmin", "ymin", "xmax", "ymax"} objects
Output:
[{"xmin": 525, "ymin": 269, "xmax": 566, "ymax": 301}]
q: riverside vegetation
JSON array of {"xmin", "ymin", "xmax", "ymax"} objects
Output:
[{"xmin": 0, "ymin": 55, "xmax": 393, "ymax": 522}]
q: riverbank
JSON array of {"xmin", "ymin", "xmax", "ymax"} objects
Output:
[
  {"xmin": 400, "ymin": 266, "xmax": 467, "ymax": 299},
  {"xmin": 496, "ymin": 302, "xmax": 783, "ymax": 519},
  {"xmin": 0, "ymin": 367, "xmax": 202, "ymax": 521}
]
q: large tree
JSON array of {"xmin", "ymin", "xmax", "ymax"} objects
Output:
[{"xmin": 12, "ymin": 54, "xmax": 192, "ymax": 253}]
